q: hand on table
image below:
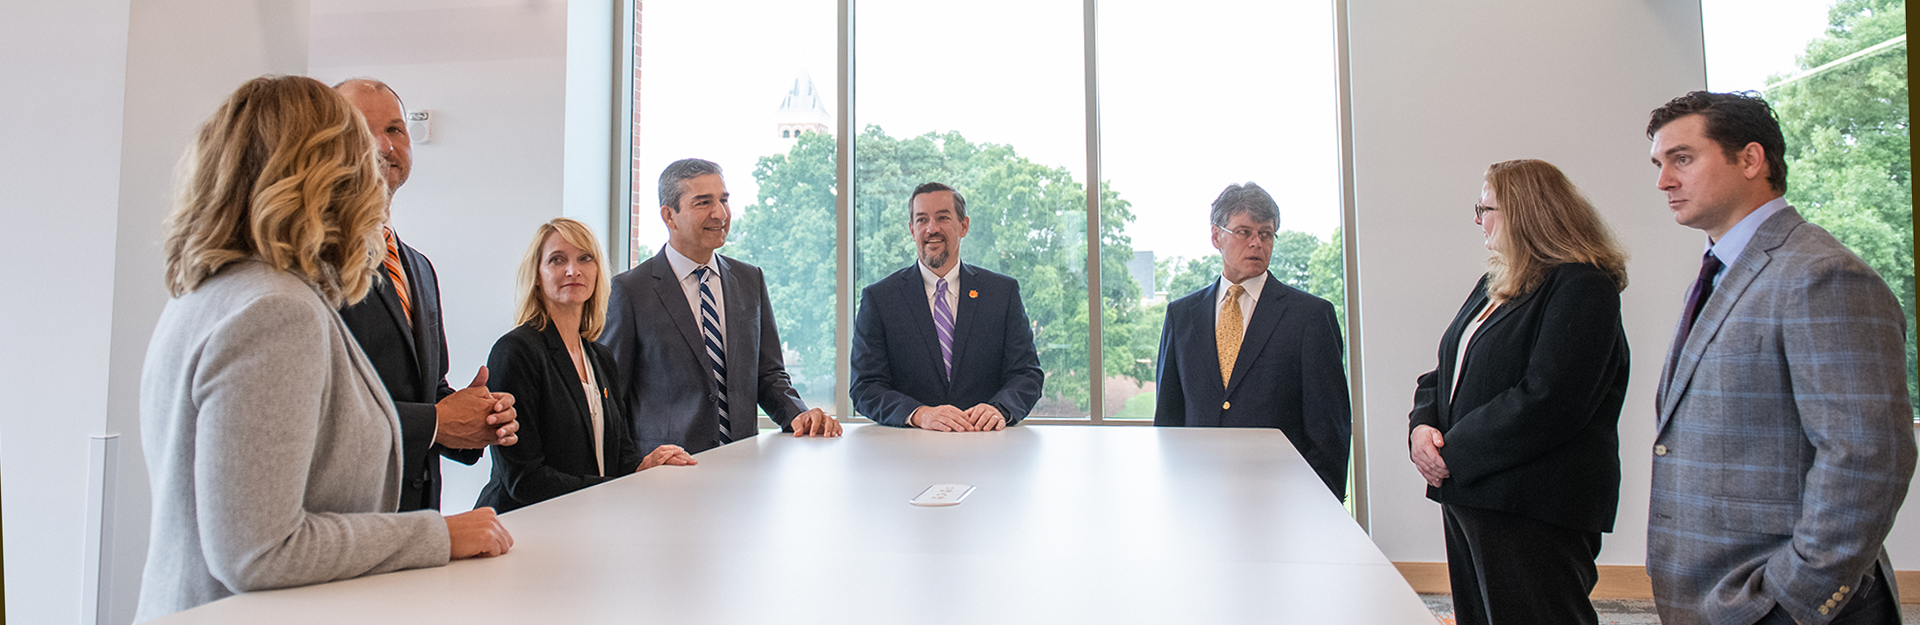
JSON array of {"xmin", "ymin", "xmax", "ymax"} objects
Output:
[
  {"xmin": 963, "ymin": 404, "xmax": 1006, "ymax": 431},
  {"xmin": 910, "ymin": 405, "xmax": 976, "ymax": 432},
  {"xmin": 789, "ymin": 408, "xmax": 842, "ymax": 437},
  {"xmin": 434, "ymin": 367, "xmax": 519, "ymax": 448},
  {"xmin": 1409, "ymin": 425, "xmax": 1449, "ymax": 488},
  {"xmin": 637, "ymin": 444, "xmax": 697, "ymax": 471},
  {"xmin": 446, "ymin": 507, "xmax": 513, "ymax": 559}
]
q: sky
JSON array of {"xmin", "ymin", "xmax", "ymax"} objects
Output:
[{"xmin": 634, "ymin": 0, "xmax": 1848, "ymax": 266}]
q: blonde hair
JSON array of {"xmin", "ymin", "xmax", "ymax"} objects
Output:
[
  {"xmin": 1484, "ymin": 159, "xmax": 1629, "ymax": 302},
  {"xmin": 163, "ymin": 75, "xmax": 388, "ymax": 307},
  {"xmin": 515, "ymin": 218, "xmax": 612, "ymax": 340}
]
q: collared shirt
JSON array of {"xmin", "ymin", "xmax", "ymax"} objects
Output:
[
  {"xmin": 919, "ymin": 261, "xmax": 962, "ymax": 317},
  {"xmin": 1706, "ymin": 196, "xmax": 1789, "ymax": 288},
  {"xmin": 1213, "ymin": 271, "xmax": 1268, "ymax": 329},
  {"xmin": 664, "ymin": 242, "xmax": 726, "ymax": 346}
]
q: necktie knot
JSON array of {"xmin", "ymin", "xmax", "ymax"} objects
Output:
[
  {"xmin": 1698, "ymin": 251, "xmax": 1724, "ymax": 280},
  {"xmin": 1227, "ymin": 284, "xmax": 1246, "ymax": 299}
]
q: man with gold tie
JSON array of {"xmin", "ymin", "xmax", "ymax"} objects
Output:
[
  {"xmin": 1152, "ymin": 182, "xmax": 1352, "ymax": 500},
  {"xmin": 335, "ymin": 78, "xmax": 520, "ymax": 511}
]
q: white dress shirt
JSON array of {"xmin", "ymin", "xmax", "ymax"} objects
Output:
[
  {"xmin": 664, "ymin": 243, "xmax": 726, "ymax": 346},
  {"xmin": 919, "ymin": 261, "xmax": 962, "ymax": 319},
  {"xmin": 1212, "ymin": 271, "xmax": 1268, "ymax": 329}
]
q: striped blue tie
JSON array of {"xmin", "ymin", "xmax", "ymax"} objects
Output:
[
  {"xmin": 695, "ymin": 267, "xmax": 730, "ymax": 445},
  {"xmin": 934, "ymin": 277, "xmax": 954, "ymax": 381}
]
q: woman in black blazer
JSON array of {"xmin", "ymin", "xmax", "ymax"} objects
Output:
[
  {"xmin": 1408, "ymin": 160, "xmax": 1630, "ymax": 625},
  {"xmin": 478, "ymin": 218, "xmax": 696, "ymax": 513}
]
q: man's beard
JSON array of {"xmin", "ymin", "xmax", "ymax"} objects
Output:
[{"xmin": 919, "ymin": 248, "xmax": 949, "ymax": 270}]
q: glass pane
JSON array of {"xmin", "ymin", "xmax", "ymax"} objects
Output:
[
  {"xmin": 1096, "ymin": 0, "xmax": 1346, "ymax": 418},
  {"xmin": 1703, "ymin": 0, "xmax": 1913, "ymax": 415},
  {"xmin": 853, "ymin": 0, "xmax": 1091, "ymax": 417},
  {"xmin": 631, "ymin": 0, "xmax": 839, "ymax": 412}
]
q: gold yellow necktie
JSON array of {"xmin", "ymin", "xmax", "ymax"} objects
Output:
[{"xmin": 1218, "ymin": 284, "xmax": 1245, "ymax": 387}]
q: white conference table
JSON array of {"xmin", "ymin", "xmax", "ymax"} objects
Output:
[{"xmin": 154, "ymin": 424, "xmax": 1437, "ymax": 624}]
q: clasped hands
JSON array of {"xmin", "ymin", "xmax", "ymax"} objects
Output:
[
  {"xmin": 910, "ymin": 403, "xmax": 1005, "ymax": 432},
  {"xmin": 434, "ymin": 367, "xmax": 520, "ymax": 448},
  {"xmin": 1409, "ymin": 424, "xmax": 1450, "ymax": 488}
]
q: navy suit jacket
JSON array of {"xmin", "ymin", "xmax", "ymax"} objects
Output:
[
  {"xmin": 851, "ymin": 263, "xmax": 1044, "ymax": 427},
  {"xmin": 600, "ymin": 250, "xmax": 808, "ymax": 455},
  {"xmin": 1154, "ymin": 274, "xmax": 1352, "ymax": 500},
  {"xmin": 477, "ymin": 322, "xmax": 642, "ymax": 513},
  {"xmin": 337, "ymin": 230, "xmax": 479, "ymax": 511}
]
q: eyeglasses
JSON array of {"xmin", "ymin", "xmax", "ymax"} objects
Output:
[
  {"xmin": 1213, "ymin": 224, "xmax": 1278, "ymax": 244},
  {"xmin": 1473, "ymin": 204, "xmax": 1499, "ymax": 219}
]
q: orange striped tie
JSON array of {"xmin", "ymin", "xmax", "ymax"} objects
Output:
[{"xmin": 383, "ymin": 227, "xmax": 413, "ymax": 323}]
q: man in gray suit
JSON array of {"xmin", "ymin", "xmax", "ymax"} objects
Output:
[
  {"xmin": 1646, "ymin": 91, "xmax": 1914, "ymax": 625},
  {"xmin": 601, "ymin": 158, "xmax": 841, "ymax": 455}
]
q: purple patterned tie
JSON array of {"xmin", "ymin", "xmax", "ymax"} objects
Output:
[
  {"xmin": 934, "ymin": 278, "xmax": 954, "ymax": 381},
  {"xmin": 1678, "ymin": 251, "xmax": 1724, "ymax": 344}
]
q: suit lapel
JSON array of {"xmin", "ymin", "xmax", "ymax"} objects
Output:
[
  {"xmin": 946, "ymin": 264, "xmax": 980, "ymax": 388},
  {"xmin": 368, "ymin": 253, "xmax": 421, "ymax": 373},
  {"xmin": 1193, "ymin": 280, "xmax": 1227, "ymax": 393},
  {"xmin": 395, "ymin": 237, "xmax": 437, "ymax": 395},
  {"xmin": 717, "ymin": 256, "xmax": 753, "ymax": 435},
  {"xmin": 1438, "ymin": 284, "xmax": 1491, "ymax": 423},
  {"xmin": 897, "ymin": 268, "xmax": 948, "ymax": 391},
  {"xmin": 646, "ymin": 253, "xmax": 709, "ymax": 376},
  {"xmin": 539, "ymin": 323, "xmax": 596, "ymax": 446},
  {"xmin": 1225, "ymin": 275, "xmax": 1288, "ymax": 398},
  {"xmin": 1656, "ymin": 209, "xmax": 1800, "ymax": 432}
]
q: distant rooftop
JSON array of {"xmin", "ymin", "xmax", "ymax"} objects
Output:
[{"xmin": 779, "ymin": 71, "xmax": 829, "ymax": 117}]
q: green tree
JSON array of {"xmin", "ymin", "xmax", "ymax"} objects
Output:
[{"xmin": 1767, "ymin": 0, "xmax": 1912, "ymax": 412}]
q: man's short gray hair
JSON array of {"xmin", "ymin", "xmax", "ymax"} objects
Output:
[
  {"xmin": 659, "ymin": 158, "xmax": 723, "ymax": 211},
  {"xmin": 1209, "ymin": 182, "xmax": 1280, "ymax": 229}
]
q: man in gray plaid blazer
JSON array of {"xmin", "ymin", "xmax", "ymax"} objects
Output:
[{"xmin": 1646, "ymin": 91, "xmax": 1914, "ymax": 625}]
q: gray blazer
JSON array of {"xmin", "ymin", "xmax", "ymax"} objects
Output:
[
  {"xmin": 1648, "ymin": 208, "xmax": 1915, "ymax": 625},
  {"xmin": 137, "ymin": 261, "xmax": 449, "ymax": 621},
  {"xmin": 599, "ymin": 250, "xmax": 807, "ymax": 456}
]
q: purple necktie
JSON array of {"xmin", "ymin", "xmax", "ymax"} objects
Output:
[
  {"xmin": 934, "ymin": 278, "xmax": 954, "ymax": 381},
  {"xmin": 1678, "ymin": 251, "xmax": 1724, "ymax": 344}
]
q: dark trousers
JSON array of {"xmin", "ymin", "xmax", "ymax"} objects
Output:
[
  {"xmin": 1752, "ymin": 566, "xmax": 1899, "ymax": 625},
  {"xmin": 1443, "ymin": 503, "xmax": 1602, "ymax": 625}
]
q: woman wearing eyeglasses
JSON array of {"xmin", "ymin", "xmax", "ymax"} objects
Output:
[{"xmin": 1407, "ymin": 159, "xmax": 1630, "ymax": 625}]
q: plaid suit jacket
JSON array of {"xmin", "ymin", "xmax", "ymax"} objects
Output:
[{"xmin": 1649, "ymin": 207, "xmax": 1915, "ymax": 625}]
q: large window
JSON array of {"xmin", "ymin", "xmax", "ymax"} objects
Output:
[
  {"xmin": 628, "ymin": 0, "xmax": 1348, "ymax": 421},
  {"xmin": 1703, "ymin": 0, "xmax": 1913, "ymax": 414}
]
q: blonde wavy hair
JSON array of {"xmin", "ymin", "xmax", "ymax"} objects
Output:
[
  {"xmin": 515, "ymin": 218, "xmax": 612, "ymax": 340},
  {"xmin": 1484, "ymin": 159, "xmax": 1629, "ymax": 302},
  {"xmin": 163, "ymin": 75, "xmax": 389, "ymax": 307}
]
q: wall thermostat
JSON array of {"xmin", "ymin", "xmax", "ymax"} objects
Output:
[{"xmin": 407, "ymin": 110, "xmax": 432, "ymax": 144}]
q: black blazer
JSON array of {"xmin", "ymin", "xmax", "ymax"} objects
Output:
[
  {"xmin": 476, "ymin": 322, "xmax": 642, "ymax": 513},
  {"xmin": 850, "ymin": 263, "xmax": 1045, "ymax": 427},
  {"xmin": 1154, "ymin": 274, "xmax": 1352, "ymax": 500},
  {"xmin": 1408, "ymin": 262, "xmax": 1628, "ymax": 533},
  {"xmin": 337, "ymin": 230, "xmax": 480, "ymax": 511}
]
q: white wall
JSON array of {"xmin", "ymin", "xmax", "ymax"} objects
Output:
[
  {"xmin": 1, "ymin": 1, "xmax": 310, "ymax": 623},
  {"xmin": 1346, "ymin": 0, "xmax": 1708, "ymax": 565},
  {"xmin": 0, "ymin": 2, "xmax": 132, "ymax": 623},
  {"xmin": 309, "ymin": 0, "xmax": 575, "ymax": 513}
]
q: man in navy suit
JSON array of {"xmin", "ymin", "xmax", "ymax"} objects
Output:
[
  {"xmin": 851, "ymin": 183, "xmax": 1044, "ymax": 431},
  {"xmin": 334, "ymin": 79, "xmax": 519, "ymax": 511},
  {"xmin": 601, "ymin": 158, "xmax": 841, "ymax": 455},
  {"xmin": 1154, "ymin": 182, "xmax": 1351, "ymax": 499}
]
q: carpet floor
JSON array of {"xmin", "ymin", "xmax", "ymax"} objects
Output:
[{"xmin": 1417, "ymin": 594, "xmax": 1919, "ymax": 624}]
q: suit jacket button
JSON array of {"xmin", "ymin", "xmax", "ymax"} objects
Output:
[
  {"xmin": 1840, "ymin": 586, "xmax": 1851, "ymax": 594},
  {"xmin": 1819, "ymin": 606, "xmax": 1831, "ymax": 615},
  {"xmin": 1833, "ymin": 592, "xmax": 1845, "ymax": 601},
  {"xmin": 1653, "ymin": 444, "xmax": 1668, "ymax": 456},
  {"xmin": 1222, "ymin": 401, "xmax": 1231, "ymax": 410},
  {"xmin": 1825, "ymin": 599, "xmax": 1837, "ymax": 608}
]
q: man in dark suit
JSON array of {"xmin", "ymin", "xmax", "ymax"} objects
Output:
[
  {"xmin": 335, "ymin": 79, "xmax": 520, "ymax": 512},
  {"xmin": 1153, "ymin": 182, "xmax": 1351, "ymax": 500},
  {"xmin": 1645, "ymin": 91, "xmax": 1913, "ymax": 625},
  {"xmin": 851, "ymin": 183, "xmax": 1044, "ymax": 431},
  {"xmin": 601, "ymin": 158, "xmax": 841, "ymax": 455}
]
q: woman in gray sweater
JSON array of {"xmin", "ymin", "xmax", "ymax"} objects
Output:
[{"xmin": 136, "ymin": 75, "xmax": 512, "ymax": 621}]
